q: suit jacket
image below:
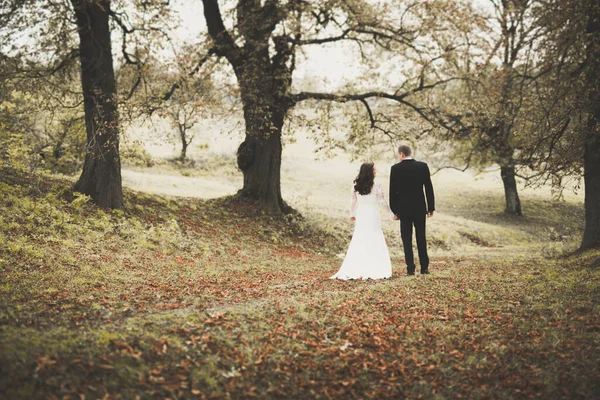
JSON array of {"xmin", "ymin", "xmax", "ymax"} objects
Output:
[{"xmin": 389, "ymin": 159, "xmax": 435, "ymax": 218}]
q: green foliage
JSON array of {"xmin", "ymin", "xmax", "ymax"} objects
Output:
[
  {"xmin": 0, "ymin": 131, "xmax": 31, "ymax": 170},
  {"xmin": 0, "ymin": 82, "xmax": 86, "ymax": 175},
  {"xmin": 70, "ymin": 192, "xmax": 91, "ymax": 211},
  {"xmin": 0, "ymin": 90, "xmax": 37, "ymax": 170},
  {"xmin": 2, "ymin": 0, "xmax": 177, "ymax": 183},
  {"xmin": 120, "ymin": 139, "xmax": 155, "ymax": 167}
]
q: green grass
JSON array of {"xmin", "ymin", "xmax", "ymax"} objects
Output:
[{"xmin": 0, "ymin": 166, "xmax": 598, "ymax": 399}]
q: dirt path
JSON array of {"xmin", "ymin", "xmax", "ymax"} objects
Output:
[{"xmin": 121, "ymin": 168, "xmax": 240, "ymax": 199}]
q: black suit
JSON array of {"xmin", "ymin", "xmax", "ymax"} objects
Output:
[{"xmin": 389, "ymin": 159, "xmax": 435, "ymax": 273}]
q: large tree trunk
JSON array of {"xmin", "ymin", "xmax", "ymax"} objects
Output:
[
  {"xmin": 581, "ymin": 0, "xmax": 600, "ymax": 250},
  {"xmin": 498, "ymin": 139, "xmax": 522, "ymax": 215},
  {"xmin": 500, "ymin": 163, "xmax": 522, "ymax": 216},
  {"xmin": 236, "ymin": 93, "xmax": 290, "ymax": 214},
  {"xmin": 582, "ymin": 131, "xmax": 600, "ymax": 249},
  {"xmin": 201, "ymin": 0, "xmax": 294, "ymax": 215},
  {"xmin": 71, "ymin": 0, "xmax": 123, "ymax": 209},
  {"xmin": 237, "ymin": 131, "xmax": 287, "ymax": 214}
]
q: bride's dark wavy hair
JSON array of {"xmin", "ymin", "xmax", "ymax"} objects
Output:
[{"xmin": 354, "ymin": 162, "xmax": 375, "ymax": 195}]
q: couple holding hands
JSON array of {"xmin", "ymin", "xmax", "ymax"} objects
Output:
[{"xmin": 330, "ymin": 145, "xmax": 435, "ymax": 280}]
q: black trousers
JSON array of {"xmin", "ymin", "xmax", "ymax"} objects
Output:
[{"xmin": 400, "ymin": 214, "xmax": 429, "ymax": 273}]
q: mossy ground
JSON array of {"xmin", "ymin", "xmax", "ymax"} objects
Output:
[{"xmin": 0, "ymin": 166, "xmax": 598, "ymax": 399}]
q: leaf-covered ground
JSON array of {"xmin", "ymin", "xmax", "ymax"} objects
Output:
[{"xmin": 0, "ymin": 167, "xmax": 599, "ymax": 399}]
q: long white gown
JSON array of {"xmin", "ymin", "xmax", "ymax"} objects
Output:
[{"xmin": 330, "ymin": 181, "xmax": 394, "ymax": 280}]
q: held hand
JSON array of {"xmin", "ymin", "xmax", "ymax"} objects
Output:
[
  {"xmin": 392, "ymin": 215, "xmax": 399, "ymax": 221},
  {"xmin": 350, "ymin": 217, "xmax": 356, "ymax": 221},
  {"xmin": 428, "ymin": 211, "xmax": 434, "ymax": 218}
]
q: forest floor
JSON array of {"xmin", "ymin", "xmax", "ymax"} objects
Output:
[{"xmin": 0, "ymin": 166, "xmax": 599, "ymax": 399}]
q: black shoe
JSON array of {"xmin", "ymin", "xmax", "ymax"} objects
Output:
[
  {"xmin": 421, "ymin": 269, "xmax": 430, "ymax": 275},
  {"xmin": 407, "ymin": 271, "xmax": 415, "ymax": 276}
]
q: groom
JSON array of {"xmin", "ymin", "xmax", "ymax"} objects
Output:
[{"xmin": 389, "ymin": 145, "xmax": 435, "ymax": 275}]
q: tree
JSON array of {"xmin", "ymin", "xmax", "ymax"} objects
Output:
[
  {"xmin": 170, "ymin": 102, "xmax": 200, "ymax": 162},
  {"xmin": 524, "ymin": 0, "xmax": 600, "ymax": 249},
  {"xmin": 429, "ymin": 0, "xmax": 546, "ymax": 216},
  {"xmin": 1, "ymin": 0, "xmax": 173, "ymax": 209},
  {"xmin": 159, "ymin": 62, "xmax": 220, "ymax": 163},
  {"xmin": 70, "ymin": 0, "xmax": 123, "ymax": 209},
  {"xmin": 0, "ymin": 55, "xmax": 85, "ymax": 173},
  {"xmin": 200, "ymin": 0, "xmax": 472, "ymax": 214},
  {"xmin": 582, "ymin": 2, "xmax": 600, "ymax": 250}
]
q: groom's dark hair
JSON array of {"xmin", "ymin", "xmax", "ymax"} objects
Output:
[{"xmin": 398, "ymin": 145, "xmax": 412, "ymax": 156}]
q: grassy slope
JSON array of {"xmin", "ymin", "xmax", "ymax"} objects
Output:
[{"xmin": 0, "ymin": 166, "xmax": 599, "ymax": 399}]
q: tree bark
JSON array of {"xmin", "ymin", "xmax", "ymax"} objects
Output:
[
  {"xmin": 180, "ymin": 142, "xmax": 188, "ymax": 162},
  {"xmin": 581, "ymin": 1, "xmax": 600, "ymax": 249},
  {"xmin": 236, "ymin": 71, "xmax": 291, "ymax": 214},
  {"xmin": 582, "ymin": 129, "xmax": 600, "ymax": 249},
  {"xmin": 497, "ymin": 134, "xmax": 522, "ymax": 216},
  {"xmin": 237, "ymin": 107, "xmax": 290, "ymax": 214},
  {"xmin": 501, "ymin": 163, "xmax": 522, "ymax": 216},
  {"xmin": 179, "ymin": 125, "xmax": 189, "ymax": 162},
  {"xmin": 71, "ymin": 0, "xmax": 123, "ymax": 209}
]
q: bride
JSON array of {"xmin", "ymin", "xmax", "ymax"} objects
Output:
[{"xmin": 330, "ymin": 162, "xmax": 394, "ymax": 280}]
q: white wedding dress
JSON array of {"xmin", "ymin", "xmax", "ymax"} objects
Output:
[{"xmin": 330, "ymin": 181, "xmax": 393, "ymax": 280}]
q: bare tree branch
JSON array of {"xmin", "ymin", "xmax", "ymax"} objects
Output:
[
  {"xmin": 201, "ymin": 0, "xmax": 243, "ymax": 68},
  {"xmin": 292, "ymin": 77, "xmax": 462, "ymax": 105},
  {"xmin": 359, "ymin": 99, "xmax": 375, "ymax": 128},
  {"xmin": 107, "ymin": 8, "xmax": 138, "ymax": 65},
  {"xmin": 288, "ymin": 29, "xmax": 352, "ymax": 45},
  {"xmin": 291, "ymin": 81, "xmax": 464, "ymax": 136},
  {"xmin": 162, "ymin": 47, "xmax": 217, "ymax": 102}
]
